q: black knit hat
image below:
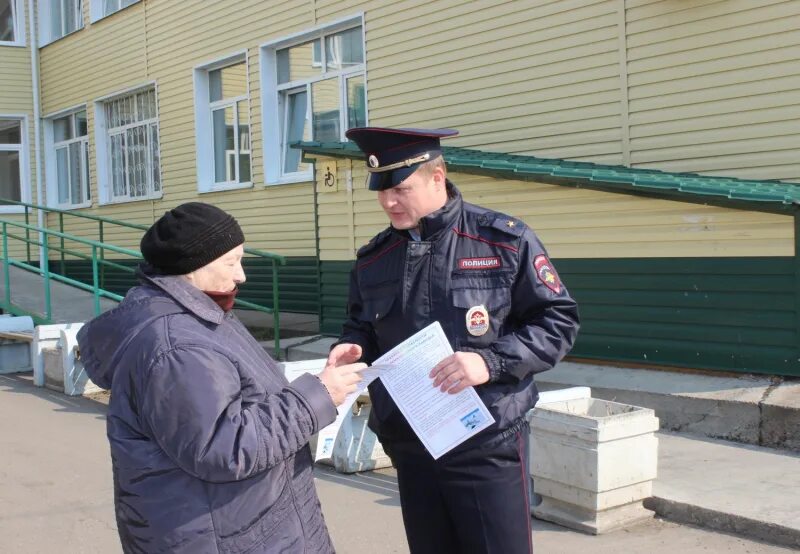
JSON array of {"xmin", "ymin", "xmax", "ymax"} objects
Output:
[{"xmin": 140, "ymin": 202, "xmax": 245, "ymax": 275}]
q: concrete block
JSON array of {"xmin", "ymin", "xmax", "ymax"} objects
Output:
[
  {"xmin": 42, "ymin": 346, "xmax": 64, "ymax": 392},
  {"xmin": 531, "ymin": 397, "xmax": 660, "ymax": 534},
  {"xmin": 60, "ymin": 327, "xmax": 100, "ymax": 396},
  {"xmin": 32, "ymin": 323, "xmax": 83, "ymax": 386},
  {"xmin": 760, "ymin": 383, "xmax": 800, "ymax": 451},
  {"xmin": 0, "ymin": 316, "xmax": 33, "ymax": 375},
  {"xmin": 328, "ymin": 402, "xmax": 392, "ymax": 474},
  {"xmin": 537, "ymin": 362, "xmax": 768, "ymax": 445},
  {"xmin": 279, "ymin": 359, "xmax": 392, "ymax": 473}
]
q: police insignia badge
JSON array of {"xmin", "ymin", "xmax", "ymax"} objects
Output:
[
  {"xmin": 534, "ymin": 255, "xmax": 561, "ymax": 294},
  {"xmin": 368, "ymin": 154, "xmax": 380, "ymax": 168},
  {"xmin": 466, "ymin": 305, "xmax": 490, "ymax": 336}
]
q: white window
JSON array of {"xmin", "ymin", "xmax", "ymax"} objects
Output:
[
  {"xmin": 90, "ymin": 0, "xmax": 139, "ymax": 23},
  {"xmin": 0, "ymin": 0, "xmax": 25, "ymax": 47},
  {"xmin": 40, "ymin": 0, "xmax": 82, "ymax": 45},
  {"xmin": 193, "ymin": 54, "xmax": 251, "ymax": 191},
  {"xmin": 47, "ymin": 109, "xmax": 90, "ymax": 208},
  {"xmin": 96, "ymin": 88, "xmax": 161, "ymax": 204},
  {"xmin": 0, "ymin": 117, "xmax": 29, "ymax": 210},
  {"xmin": 261, "ymin": 19, "xmax": 367, "ymax": 184}
]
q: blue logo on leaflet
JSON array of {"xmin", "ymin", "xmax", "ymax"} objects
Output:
[{"xmin": 460, "ymin": 408, "xmax": 486, "ymax": 430}]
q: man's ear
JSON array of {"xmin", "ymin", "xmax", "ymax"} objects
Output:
[{"xmin": 431, "ymin": 164, "xmax": 446, "ymax": 190}]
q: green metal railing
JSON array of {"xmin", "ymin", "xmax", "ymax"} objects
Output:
[{"xmin": 0, "ymin": 200, "xmax": 286, "ymax": 357}]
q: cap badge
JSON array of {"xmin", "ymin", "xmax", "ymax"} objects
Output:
[
  {"xmin": 466, "ymin": 305, "xmax": 490, "ymax": 337},
  {"xmin": 506, "ymin": 220, "xmax": 516, "ymax": 228},
  {"xmin": 368, "ymin": 154, "xmax": 380, "ymax": 168}
]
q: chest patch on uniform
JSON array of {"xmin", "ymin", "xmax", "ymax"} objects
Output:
[
  {"xmin": 534, "ymin": 255, "xmax": 561, "ymax": 294},
  {"xmin": 466, "ymin": 305, "xmax": 490, "ymax": 336},
  {"xmin": 458, "ymin": 256, "xmax": 501, "ymax": 270}
]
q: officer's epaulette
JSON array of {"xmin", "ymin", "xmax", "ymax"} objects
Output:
[
  {"xmin": 356, "ymin": 228, "xmax": 394, "ymax": 258},
  {"xmin": 477, "ymin": 212, "xmax": 526, "ymax": 238}
]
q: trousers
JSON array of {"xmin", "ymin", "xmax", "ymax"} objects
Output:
[{"xmin": 385, "ymin": 427, "xmax": 533, "ymax": 554}]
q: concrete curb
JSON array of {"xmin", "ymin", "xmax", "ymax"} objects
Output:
[{"xmin": 644, "ymin": 496, "xmax": 800, "ymax": 549}]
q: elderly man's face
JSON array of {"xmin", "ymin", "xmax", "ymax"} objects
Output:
[
  {"xmin": 377, "ymin": 165, "xmax": 447, "ymax": 231},
  {"xmin": 188, "ymin": 244, "xmax": 246, "ymax": 292}
]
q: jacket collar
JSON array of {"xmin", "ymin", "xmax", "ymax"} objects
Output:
[
  {"xmin": 397, "ymin": 180, "xmax": 462, "ymax": 241},
  {"xmin": 137, "ymin": 265, "xmax": 225, "ymax": 325}
]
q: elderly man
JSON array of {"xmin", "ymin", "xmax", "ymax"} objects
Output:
[
  {"xmin": 327, "ymin": 128, "xmax": 580, "ymax": 554},
  {"xmin": 78, "ymin": 202, "xmax": 364, "ymax": 553}
]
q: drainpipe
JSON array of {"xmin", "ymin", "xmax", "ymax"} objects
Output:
[{"xmin": 27, "ymin": 0, "xmax": 45, "ymax": 265}]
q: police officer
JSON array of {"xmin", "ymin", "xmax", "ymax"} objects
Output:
[{"xmin": 326, "ymin": 127, "xmax": 580, "ymax": 554}]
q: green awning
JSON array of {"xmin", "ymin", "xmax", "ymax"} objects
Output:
[{"xmin": 294, "ymin": 141, "xmax": 800, "ymax": 209}]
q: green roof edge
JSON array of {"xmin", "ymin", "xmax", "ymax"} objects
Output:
[{"xmin": 292, "ymin": 141, "xmax": 800, "ymax": 210}]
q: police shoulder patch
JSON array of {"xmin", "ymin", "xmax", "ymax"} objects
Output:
[{"xmin": 534, "ymin": 254, "xmax": 561, "ymax": 294}]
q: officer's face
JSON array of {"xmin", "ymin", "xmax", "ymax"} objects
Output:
[
  {"xmin": 378, "ymin": 167, "xmax": 447, "ymax": 230},
  {"xmin": 186, "ymin": 244, "xmax": 246, "ymax": 292}
]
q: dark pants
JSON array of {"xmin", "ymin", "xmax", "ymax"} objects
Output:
[{"xmin": 385, "ymin": 429, "xmax": 533, "ymax": 554}]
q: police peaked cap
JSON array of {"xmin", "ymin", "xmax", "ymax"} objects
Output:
[{"xmin": 345, "ymin": 127, "xmax": 458, "ymax": 191}]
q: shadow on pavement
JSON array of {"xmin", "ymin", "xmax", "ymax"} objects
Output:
[{"xmin": 0, "ymin": 373, "xmax": 108, "ymax": 420}]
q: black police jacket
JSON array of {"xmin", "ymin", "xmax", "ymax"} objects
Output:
[{"xmin": 339, "ymin": 182, "xmax": 580, "ymax": 443}]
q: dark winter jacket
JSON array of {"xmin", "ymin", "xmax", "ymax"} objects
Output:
[
  {"xmin": 77, "ymin": 270, "xmax": 336, "ymax": 554},
  {"xmin": 338, "ymin": 182, "xmax": 580, "ymax": 444}
]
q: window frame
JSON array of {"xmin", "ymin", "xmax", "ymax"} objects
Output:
[
  {"xmin": 38, "ymin": 0, "xmax": 83, "ymax": 47},
  {"xmin": 94, "ymin": 83, "xmax": 163, "ymax": 206},
  {"xmin": 260, "ymin": 14, "xmax": 368, "ymax": 186},
  {"xmin": 89, "ymin": 0, "xmax": 140, "ymax": 24},
  {"xmin": 44, "ymin": 105, "xmax": 91, "ymax": 210},
  {"xmin": 0, "ymin": 0, "xmax": 26, "ymax": 47},
  {"xmin": 0, "ymin": 114, "xmax": 31, "ymax": 214},
  {"xmin": 192, "ymin": 50, "xmax": 253, "ymax": 193}
]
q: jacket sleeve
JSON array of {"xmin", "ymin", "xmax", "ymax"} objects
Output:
[
  {"xmin": 333, "ymin": 266, "xmax": 380, "ymax": 364},
  {"xmin": 140, "ymin": 345, "xmax": 337, "ymax": 483},
  {"xmin": 471, "ymin": 228, "xmax": 580, "ymax": 381}
]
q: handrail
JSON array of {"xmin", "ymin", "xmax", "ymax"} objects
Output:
[
  {"xmin": 0, "ymin": 199, "xmax": 287, "ymax": 357},
  {"xmin": 0, "ymin": 199, "xmax": 287, "ymax": 261}
]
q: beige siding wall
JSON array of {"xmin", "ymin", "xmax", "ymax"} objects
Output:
[
  {"xmin": 1, "ymin": 0, "xmax": 36, "ymax": 259},
  {"xmin": 33, "ymin": 0, "xmax": 800, "ymax": 263},
  {"xmin": 314, "ymin": 156, "xmax": 795, "ymax": 261},
  {"xmin": 626, "ymin": 0, "xmax": 800, "ymax": 181},
  {"xmin": 364, "ymin": 0, "xmax": 625, "ymax": 165}
]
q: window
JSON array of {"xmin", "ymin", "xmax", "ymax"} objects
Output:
[
  {"xmin": 40, "ymin": 0, "xmax": 82, "ymax": 45},
  {"xmin": 262, "ymin": 20, "xmax": 366, "ymax": 184},
  {"xmin": 50, "ymin": 110, "xmax": 90, "ymax": 207},
  {"xmin": 0, "ymin": 0, "xmax": 24, "ymax": 46},
  {"xmin": 194, "ymin": 55, "xmax": 251, "ymax": 191},
  {"xmin": 0, "ymin": 119, "xmax": 25, "ymax": 204},
  {"xmin": 90, "ymin": 0, "xmax": 139, "ymax": 23},
  {"xmin": 98, "ymin": 88, "xmax": 161, "ymax": 203}
]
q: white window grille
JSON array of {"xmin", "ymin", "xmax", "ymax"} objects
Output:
[{"xmin": 103, "ymin": 89, "xmax": 161, "ymax": 202}]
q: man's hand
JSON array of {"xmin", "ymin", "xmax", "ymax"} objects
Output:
[
  {"xmin": 318, "ymin": 362, "xmax": 367, "ymax": 406},
  {"xmin": 326, "ymin": 343, "xmax": 363, "ymax": 368},
  {"xmin": 429, "ymin": 352, "xmax": 490, "ymax": 394}
]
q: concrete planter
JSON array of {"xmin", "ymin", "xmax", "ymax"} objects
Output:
[
  {"xmin": 280, "ymin": 359, "xmax": 392, "ymax": 474},
  {"xmin": 530, "ymin": 397, "xmax": 659, "ymax": 534}
]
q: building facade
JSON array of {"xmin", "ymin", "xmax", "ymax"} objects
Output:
[{"xmin": 1, "ymin": 0, "xmax": 799, "ymax": 374}]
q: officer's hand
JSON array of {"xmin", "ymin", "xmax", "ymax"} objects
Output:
[
  {"xmin": 326, "ymin": 343, "xmax": 363, "ymax": 368},
  {"xmin": 429, "ymin": 352, "xmax": 490, "ymax": 394},
  {"xmin": 318, "ymin": 362, "xmax": 367, "ymax": 406}
]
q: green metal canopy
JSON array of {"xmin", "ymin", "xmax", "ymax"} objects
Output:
[{"xmin": 295, "ymin": 141, "xmax": 800, "ymax": 210}]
